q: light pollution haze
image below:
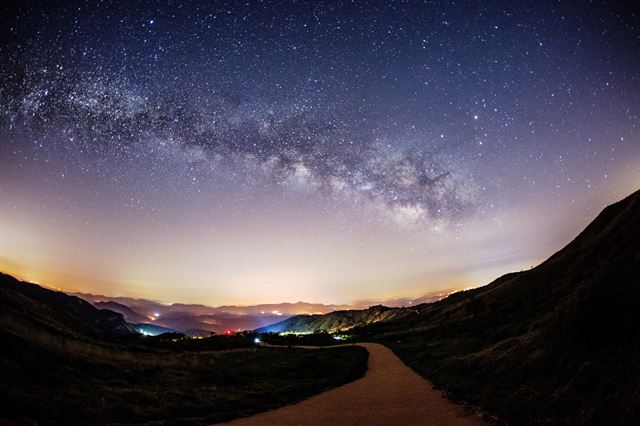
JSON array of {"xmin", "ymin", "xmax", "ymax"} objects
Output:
[{"xmin": 1, "ymin": 1, "xmax": 639, "ymax": 306}]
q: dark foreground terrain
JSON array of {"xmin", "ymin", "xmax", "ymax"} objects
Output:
[
  {"xmin": 356, "ymin": 189, "xmax": 640, "ymax": 424},
  {"xmin": 261, "ymin": 189, "xmax": 640, "ymax": 424},
  {"xmin": 228, "ymin": 343, "xmax": 485, "ymax": 426},
  {"xmin": 0, "ymin": 274, "xmax": 368, "ymax": 425},
  {"xmin": 3, "ymin": 188, "xmax": 639, "ymax": 425}
]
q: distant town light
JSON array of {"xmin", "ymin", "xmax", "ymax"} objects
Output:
[{"xmin": 254, "ymin": 337, "xmax": 261, "ymax": 344}]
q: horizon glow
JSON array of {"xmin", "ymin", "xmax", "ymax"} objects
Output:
[{"xmin": 1, "ymin": 2, "xmax": 639, "ymax": 306}]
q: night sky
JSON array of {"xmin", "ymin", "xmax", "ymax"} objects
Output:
[{"xmin": 1, "ymin": 1, "xmax": 639, "ymax": 305}]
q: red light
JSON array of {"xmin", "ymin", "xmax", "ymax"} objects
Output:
[{"xmin": 224, "ymin": 329, "xmax": 233, "ymax": 336}]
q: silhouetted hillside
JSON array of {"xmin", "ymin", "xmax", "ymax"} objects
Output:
[
  {"xmin": 132, "ymin": 322, "xmax": 177, "ymax": 336},
  {"xmin": 76, "ymin": 294, "xmax": 351, "ymax": 335},
  {"xmin": 356, "ymin": 189, "xmax": 640, "ymax": 424},
  {"xmin": 76, "ymin": 293, "xmax": 349, "ymax": 316},
  {"xmin": 257, "ymin": 305, "xmax": 411, "ymax": 333},
  {"xmin": 94, "ymin": 300, "xmax": 150, "ymax": 324},
  {"xmin": 0, "ymin": 273, "xmax": 136, "ymax": 338},
  {"xmin": 215, "ymin": 301, "xmax": 351, "ymax": 315},
  {"xmin": 0, "ymin": 274, "xmax": 368, "ymax": 424}
]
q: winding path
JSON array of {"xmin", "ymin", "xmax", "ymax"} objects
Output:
[{"xmin": 224, "ymin": 343, "xmax": 486, "ymax": 425}]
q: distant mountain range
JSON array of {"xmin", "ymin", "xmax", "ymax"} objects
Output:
[
  {"xmin": 93, "ymin": 301, "xmax": 151, "ymax": 323},
  {"xmin": 72, "ymin": 294, "xmax": 354, "ymax": 336},
  {"xmin": 255, "ymin": 290, "xmax": 460, "ymax": 333},
  {"xmin": 256, "ymin": 305, "xmax": 412, "ymax": 333},
  {"xmin": 132, "ymin": 322, "xmax": 177, "ymax": 336},
  {"xmin": 73, "ymin": 291, "xmax": 453, "ymax": 336},
  {"xmin": 73, "ymin": 294, "xmax": 351, "ymax": 316}
]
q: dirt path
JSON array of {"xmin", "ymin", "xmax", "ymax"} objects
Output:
[{"xmin": 223, "ymin": 342, "xmax": 486, "ymax": 425}]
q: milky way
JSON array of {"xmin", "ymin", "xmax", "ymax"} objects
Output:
[
  {"xmin": 1, "ymin": 1, "xmax": 639, "ymax": 304},
  {"xmin": 3, "ymin": 61, "xmax": 475, "ymax": 224}
]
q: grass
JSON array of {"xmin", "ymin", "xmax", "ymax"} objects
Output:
[
  {"xmin": 346, "ymin": 191, "xmax": 640, "ymax": 424},
  {"xmin": 359, "ymin": 251, "xmax": 640, "ymax": 424},
  {"xmin": 0, "ymin": 330, "xmax": 368, "ymax": 425},
  {"xmin": 363, "ymin": 261, "xmax": 640, "ymax": 424},
  {"xmin": 0, "ymin": 273, "xmax": 369, "ymax": 425},
  {"xmin": 260, "ymin": 330, "xmax": 355, "ymax": 346}
]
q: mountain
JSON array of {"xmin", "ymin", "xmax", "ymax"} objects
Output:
[
  {"xmin": 253, "ymin": 189, "xmax": 640, "ymax": 422},
  {"xmin": 0, "ymin": 274, "xmax": 368, "ymax": 424},
  {"xmin": 84, "ymin": 298, "xmax": 297, "ymax": 335},
  {"xmin": 257, "ymin": 291, "xmax": 460, "ymax": 333},
  {"xmin": 72, "ymin": 293, "xmax": 169, "ymax": 316},
  {"xmin": 77, "ymin": 292, "xmax": 457, "ymax": 336},
  {"xmin": 132, "ymin": 322, "xmax": 177, "ymax": 336},
  {"xmin": 349, "ymin": 288, "xmax": 459, "ymax": 310},
  {"xmin": 351, "ymin": 189, "xmax": 640, "ymax": 424},
  {"xmin": 256, "ymin": 305, "xmax": 412, "ymax": 333},
  {"xmin": 94, "ymin": 300, "xmax": 151, "ymax": 323},
  {"xmin": 152, "ymin": 312, "xmax": 285, "ymax": 334},
  {"xmin": 0, "ymin": 273, "xmax": 137, "ymax": 338},
  {"xmin": 214, "ymin": 301, "xmax": 350, "ymax": 315},
  {"xmin": 75, "ymin": 294, "xmax": 349, "ymax": 317},
  {"xmin": 74, "ymin": 294, "xmax": 354, "ymax": 335}
]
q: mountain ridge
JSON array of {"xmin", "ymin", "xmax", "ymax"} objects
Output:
[
  {"xmin": 258, "ymin": 190, "xmax": 640, "ymax": 338},
  {"xmin": 94, "ymin": 300, "xmax": 151, "ymax": 324},
  {"xmin": 256, "ymin": 305, "xmax": 412, "ymax": 333},
  {"xmin": 0, "ymin": 273, "xmax": 137, "ymax": 338},
  {"xmin": 354, "ymin": 188, "xmax": 640, "ymax": 424}
]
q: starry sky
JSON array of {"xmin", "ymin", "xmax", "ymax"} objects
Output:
[{"xmin": 1, "ymin": 1, "xmax": 639, "ymax": 305}]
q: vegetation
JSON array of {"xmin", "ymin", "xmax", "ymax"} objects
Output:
[
  {"xmin": 352, "ymin": 189, "xmax": 640, "ymax": 424},
  {"xmin": 0, "ymin": 274, "xmax": 369, "ymax": 425},
  {"xmin": 256, "ymin": 304, "xmax": 410, "ymax": 334},
  {"xmin": 3, "ymin": 188, "xmax": 639, "ymax": 424},
  {"xmin": 134, "ymin": 331, "xmax": 261, "ymax": 351},
  {"xmin": 0, "ymin": 330, "xmax": 368, "ymax": 425},
  {"xmin": 260, "ymin": 330, "xmax": 356, "ymax": 346}
]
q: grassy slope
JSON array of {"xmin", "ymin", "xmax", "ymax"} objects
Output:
[
  {"xmin": 0, "ymin": 330, "xmax": 367, "ymax": 425},
  {"xmin": 358, "ymin": 189, "xmax": 640, "ymax": 424},
  {"xmin": 257, "ymin": 305, "xmax": 410, "ymax": 333},
  {"xmin": 0, "ymin": 275, "xmax": 368, "ymax": 425}
]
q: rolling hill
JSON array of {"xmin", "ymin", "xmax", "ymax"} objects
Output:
[
  {"xmin": 354, "ymin": 188, "xmax": 640, "ymax": 424},
  {"xmin": 251, "ymin": 188, "xmax": 640, "ymax": 423},
  {"xmin": 78, "ymin": 294, "xmax": 353, "ymax": 335},
  {"xmin": 256, "ymin": 305, "xmax": 411, "ymax": 333},
  {"xmin": 76, "ymin": 293, "xmax": 350, "ymax": 317},
  {"xmin": 93, "ymin": 300, "xmax": 151, "ymax": 324},
  {"xmin": 0, "ymin": 273, "xmax": 136, "ymax": 338},
  {"xmin": 0, "ymin": 273, "xmax": 367, "ymax": 424},
  {"xmin": 132, "ymin": 322, "xmax": 178, "ymax": 336}
]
